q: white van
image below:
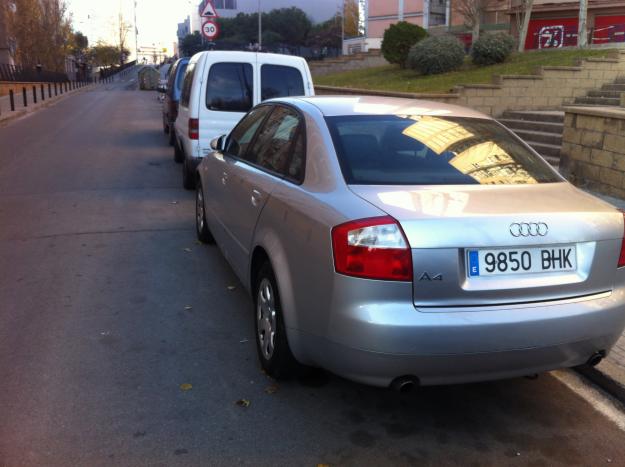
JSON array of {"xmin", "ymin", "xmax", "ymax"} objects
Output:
[{"xmin": 174, "ymin": 51, "xmax": 315, "ymax": 189}]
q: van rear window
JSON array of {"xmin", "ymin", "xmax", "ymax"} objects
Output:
[
  {"xmin": 261, "ymin": 65, "xmax": 305, "ymax": 101},
  {"xmin": 326, "ymin": 115, "xmax": 560, "ymax": 185},
  {"xmin": 206, "ymin": 63, "xmax": 253, "ymax": 112}
]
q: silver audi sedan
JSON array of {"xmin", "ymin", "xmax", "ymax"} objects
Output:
[{"xmin": 195, "ymin": 96, "xmax": 625, "ymax": 389}]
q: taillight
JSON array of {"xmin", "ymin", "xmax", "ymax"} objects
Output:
[
  {"xmin": 332, "ymin": 216, "xmax": 413, "ymax": 281},
  {"xmin": 188, "ymin": 118, "xmax": 199, "ymax": 140},
  {"xmin": 619, "ymin": 212, "xmax": 625, "ymax": 268}
]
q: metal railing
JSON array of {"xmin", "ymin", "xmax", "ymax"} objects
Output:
[{"xmin": 0, "ymin": 63, "xmax": 69, "ymax": 83}]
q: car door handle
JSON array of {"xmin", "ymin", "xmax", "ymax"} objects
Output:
[
  {"xmin": 251, "ymin": 189, "xmax": 262, "ymax": 207},
  {"xmin": 221, "ymin": 172, "xmax": 228, "ymax": 185}
]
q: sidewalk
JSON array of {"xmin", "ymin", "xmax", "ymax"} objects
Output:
[
  {"xmin": 0, "ymin": 81, "xmax": 95, "ymax": 125},
  {"xmin": 578, "ymin": 190, "xmax": 625, "ymax": 401}
]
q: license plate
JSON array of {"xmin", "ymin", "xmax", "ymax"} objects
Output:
[{"xmin": 467, "ymin": 246, "xmax": 577, "ymax": 277}]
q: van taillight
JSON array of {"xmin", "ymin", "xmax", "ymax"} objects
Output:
[
  {"xmin": 331, "ymin": 216, "xmax": 413, "ymax": 281},
  {"xmin": 189, "ymin": 118, "xmax": 199, "ymax": 140}
]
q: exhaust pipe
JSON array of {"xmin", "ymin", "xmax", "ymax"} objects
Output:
[
  {"xmin": 587, "ymin": 350, "xmax": 606, "ymax": 367},
  {"xmin": 390, "ymin": 375, "xmax": 419, "ymax": 393}
]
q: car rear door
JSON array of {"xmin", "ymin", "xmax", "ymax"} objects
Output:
[
  {"xmin": 219, "ymin": 104, "xmax": 305, "ymax": 281},
  {"xmin": 258, "ymin": 61, "xmax": 307, "ymax": 101},
  {"xmin": 199, "ymin": 61, "xmax": 255, "ymax": 158}
]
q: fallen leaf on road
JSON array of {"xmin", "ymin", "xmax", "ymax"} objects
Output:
[
  {"xmin": 227, "ymin": 285, "xmax": 236, "ymax": 291},
  {"xmin": 317, "ymin": 464, "xmax": 330, "ymax": 467},
  {"xmin": 179, "ymin": 383, "xmax": 193, "ymax": 391},
  {"xmin": 184, "ymin": 305, "xmax": 193, "ymax": 310},
  {"xmin": 264, "ymin": 385, "xmax": 278, "ymax": 394},
  {"xmin": 239, "ymin": 338, "xmax": 248, "ymax": 343},
  {"xmin": 184, "ymin": 248, "xmax": 192, "ymax": 252},
  {"xmin": 171, "ymin": 201, "xmax": 178, "ymax": 205},
  {"xmin": 235, "ymin": 399, "xmax": 250, "ymax": 408}
]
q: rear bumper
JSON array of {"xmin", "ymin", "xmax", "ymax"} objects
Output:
[{"xmin": 292, "ymin": 285, "xmax": 625, "ymax": 387}]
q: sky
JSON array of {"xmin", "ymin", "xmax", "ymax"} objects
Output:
[{"xmin": 65, "ymin": 0, "xmax": 341, "ymax": 59}]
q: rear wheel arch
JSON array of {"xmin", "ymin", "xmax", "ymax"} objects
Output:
[{"xmin": 249, "ymin": 240, "xmax": 299, "ymax": 333}]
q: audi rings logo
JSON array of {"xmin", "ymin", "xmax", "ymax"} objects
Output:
[{"xmin": 509, "ymin": 222, "xmax": 549, "ymax": 237}]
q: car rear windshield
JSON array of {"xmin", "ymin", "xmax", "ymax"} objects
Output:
[{"xmin": 325, "ymin": 115, "xmax": 560, "ymax": 185}]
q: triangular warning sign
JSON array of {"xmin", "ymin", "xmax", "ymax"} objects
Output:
[{"xmin": 201, "ymin": 0, "xmax": 218, "ymax": 18}]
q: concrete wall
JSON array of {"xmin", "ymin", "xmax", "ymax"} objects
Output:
[
  {"xmin": 316, "ymin": 50, "xmax": 625, "ymax": 117},
  {"xmin": 309, "ymin": 50, "xmax": 388, "ymax": 77},
  {"xmin": 560, "ymin": 107, "xmax": 625, "ymax": 198}
]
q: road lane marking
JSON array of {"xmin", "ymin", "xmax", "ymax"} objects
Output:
[{"xmin": 552, "ymin": 369, "xmax": 625, "ymax": 432}]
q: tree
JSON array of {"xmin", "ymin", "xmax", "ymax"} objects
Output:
[
  {"xmin": 180, "ymin": 32, "xmax": 205, "ymax": 57},
  {"xmin": 515, "ymin": 0, "xmax": 534, "ymax": 52},
  {"xmin": 381, "ymin": 21, "xmax": 427, "ymax": 68},
  {"xmin": 89, "ymin": 43, "xmax": 123, "ymax": 67},
  {"xmin": 117, "ymin": 11, "xmax": 131, "ymax": 65},
  {"xmin": 453, "ymin": 0, "xmax": 495, "ymax": 44},
  {"xmin": 7, "ymin": 0, "xmax": 72, "ymax": 71},
  {"xmin": 307, "ymin": 15, "xmax": 342, "ymax": 49},
  {"xmin": 343, "ymin": 0, "xmax": 360, "ymax": 38}
]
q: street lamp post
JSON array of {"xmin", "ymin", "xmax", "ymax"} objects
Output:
[{"xmin": 258, "ymin": 0, "xmax": 262, "ymax": 50}]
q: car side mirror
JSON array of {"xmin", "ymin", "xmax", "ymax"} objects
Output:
[{"xmin": 210, "ymin": 135, "xmax": 225, "ymax": 151}]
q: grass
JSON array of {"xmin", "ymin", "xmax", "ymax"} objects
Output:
[{"xmin": 315, "ymin": 48, "xmax": 617, "ymax": 94}]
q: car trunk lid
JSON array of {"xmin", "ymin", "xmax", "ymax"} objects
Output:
[{"xmin": 349, "ymin": 182, "xmax": 623, "ymax": 308}]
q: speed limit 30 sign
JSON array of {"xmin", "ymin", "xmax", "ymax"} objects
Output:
[{"xmin": 202, "ymin": 20, "xmax": 220, "ymax": 40}]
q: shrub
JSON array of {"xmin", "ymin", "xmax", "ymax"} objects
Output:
[
  {"xmin": 407, "ymin": 35, "xmax": 465, "ymax": 75},
  {"xmin": 381, "ymin": 21, "xmax": 428, "ymax": 68},
  {"xmin": 471, "ymin": 33, "xmax": 515, "ymax": 66}
]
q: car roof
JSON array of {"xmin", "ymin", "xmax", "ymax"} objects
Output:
[
  {"xmin": 192, "ymin": 50, "xmax": 306, "ymax": 65},
  {"xmin": 281, "ymin": 96, "xmax": 491, "ymax": 120}
]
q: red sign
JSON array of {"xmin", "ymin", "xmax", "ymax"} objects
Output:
[
  {"xmin": 525, "ymin": 18, "xmax": 579, "ymax": 50},
  {"xmin": 202, "ymin": 20, "xmax": 220, "ymax": 40}
]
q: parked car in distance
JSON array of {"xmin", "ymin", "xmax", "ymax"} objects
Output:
[
  {"xmin": 174, "ymin": 51, "xmax": 314, "ymax": 189},
  {"xmin": 195, "ymin": 96, "xmax": 625, "ymax": 390},
  {"xmin": 161, "ymin": 57, "xmax": 190, "ymax": 148}
]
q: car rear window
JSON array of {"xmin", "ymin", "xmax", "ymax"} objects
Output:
[
  {"xmin": 326, "ymin": 115, "xmax": 559, "ymax": 185},
  {"xmin": 206, "ymin": 62, "xmax": 253, "ymax": 112},
  {"xmin": 261, "ymin": 65, "xmax": 305, "ymax": 101}
]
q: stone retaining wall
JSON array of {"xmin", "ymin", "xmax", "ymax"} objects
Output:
[
  {"xmin": 309, "ymin": 50, "xmax": 388, "ymax": 77},
  {"xmin": 560, "ymin": 106, "xmax": 625, "ymax": 198},
  {"xmin": 315, "ymin": 50, "xmax": 625, "ymax": 118}
]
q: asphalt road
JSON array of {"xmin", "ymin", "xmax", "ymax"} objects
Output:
[{"xmin": 1, "ymin": 75, "xmax": 625, "ymax": 467}]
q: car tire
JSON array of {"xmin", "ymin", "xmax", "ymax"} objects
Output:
[
  {"xmin": 254, "ymin": 262, "xmax": 300, "ymax": 379},
  {"xmin": 163, "ymin": 120, "xmax": 169, "ymax": 134},
  {"xmin": 195, "ymin": 180, "xmax": 214, "ymax": 244},
  {"xmin": 173, "ymin": 136, "xmax": 184, "ymax": 163},
  {"xmin": 168, "ymin": 125, "xmax": 175, "ymax": 146},
  {"xmin": 182, "ymin": 157, "xmax": 195, "ymax": 190}
]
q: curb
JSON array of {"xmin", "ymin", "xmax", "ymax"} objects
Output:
[{"xmin": 575, "ymin": 359, "xmax": 625, "ymax": 403}]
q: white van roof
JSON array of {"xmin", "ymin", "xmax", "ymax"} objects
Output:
[{"xmin": 190, "ymin": 50, "xmax": 308, "ymax": 66}]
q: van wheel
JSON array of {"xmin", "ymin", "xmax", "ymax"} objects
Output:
[
  {"xmin": 168, "ymin": 126, "xmax": 175, "ymax": 146},
  {"xmin": 163, "ymin": 120, "xmax": 169, "ymax": 134},
  {"xmin": 182, "ymin": 157, "xmax": 195, "ymax": 190},
  {"xmin": 195, "ymin": 180, "xmax": 214, "ymax": 244},
  {"xmin": 173, "ymin": 137, "xmax": 183, "ymax": 163},
  {"xmin": 254, "ymin": 262, "xmax": 300, "ymax": 379}
]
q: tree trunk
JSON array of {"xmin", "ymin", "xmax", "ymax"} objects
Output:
[
  {"xmin": 471, "ymin": 20, "xmax": 480, "ymax": 45},
  {"xmin": 517, "ymin": 0, "xmax": 534, "ymax": 52},
  {"xmin": 578, "ymin": 0, "xmax": 588, "ymax": 48}
]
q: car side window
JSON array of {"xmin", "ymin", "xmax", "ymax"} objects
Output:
[
  {"xmin": 224, "ymin": 106, "xmax": 273, "ymax": 158},
  {"xmin": 206, "ymin": 62, "xmax": 253, "ymax": 112},
  {"xmin": 246, "ymin": 106, "xmax": 304, "ymax": 180},
  {"xmin": 260, "ymin": 65, "xmax": 305, "ymax": 101},
  {"xmin": 180, "ymin": 62, "xmax": 195, "ymax": 107}
]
